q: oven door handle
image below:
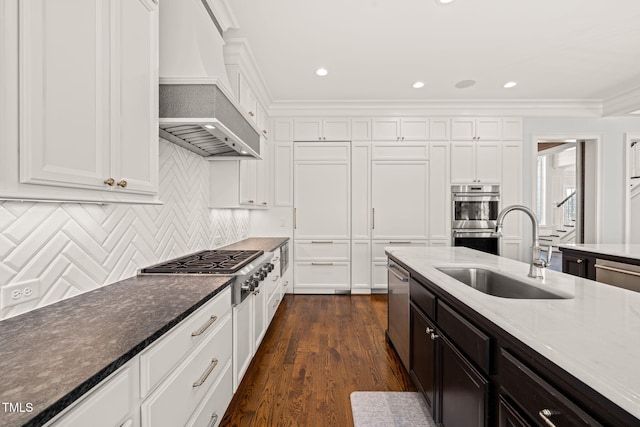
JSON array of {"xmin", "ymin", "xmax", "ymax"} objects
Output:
[{"xmin": 453, "ymin": 230, "xmax": 499, "ymax": 238}]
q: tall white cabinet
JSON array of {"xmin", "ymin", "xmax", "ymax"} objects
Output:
[{"xmin": 293, "ymin": 142, "xmax": 351, "ymax": 293}]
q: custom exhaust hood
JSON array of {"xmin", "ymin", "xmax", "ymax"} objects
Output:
[
  {"xmin": 158, "ymin": 0, "xmax": 260, "ymax": 159},
  {"xmin": 159, "ymin": 82, "xmax": 260, "ymax": 159}
]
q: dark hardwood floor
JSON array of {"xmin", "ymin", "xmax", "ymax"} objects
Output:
[{"xmin": 220, "ymin": 294, "xmax": 416, "ymax": 427}]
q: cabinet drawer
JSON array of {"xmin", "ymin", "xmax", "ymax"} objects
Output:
[
  {"xmin": 49, "ymin": 364, "xmax": 135, "ymax": 427},
  {"xmin": 267, "ymin": 285, "xmax": 283, "ymax": 323},
  {"xmin": 373, "ymin": 240, "xmax": 427, "ymax": 261},
  {"xmin": 294, "ymin": 262, "xmax": 350, "ymax": 292},
  {"xmin": 186, "ymin": 360, "xmax": 233, "ymax": 427},
  {"xmin": 140, "ymin": 287, "xmax": 231, "ymax": 397},
  {"xmin": 410, "ymin": 278, "xmax": 436, "ymax": 320},
  {"xmin": 295, "ymin": 240, "xmax": 350, "ymax": 261},
  {"xmin": 141, "ymin": 314, "xmax": 233, "ymax": 427},
  {"xmin": 437, "ymin": 301, "xmax": 490, "ymax": 374},
  {"xmin": 500, "ymin": 349, "xmax": 602, "ymax": 426}
]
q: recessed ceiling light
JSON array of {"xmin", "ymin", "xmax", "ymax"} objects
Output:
[
  {"xmin": 412, "ymin": 81, "xmax": 425, "ymax": 89},
  {"xmin": 316, "ymin": 68, "xmax": 328, "ymax": 77},
  {"xmin": 504, "ymin": 81, "xmax": 518, "ymax": 88},
  {"xmin": 240, "ymin": 150, "xmax": 248, "ymax": 154},
  {"xmin": 629, "ymin": 109, "xmax": 640, "ymax": 115},
  {"xmin": 436, "ymin": 0, "xmax": 454, "ymax": 4},
  {"xmin": 455, "ymin": 80, "xmax": 476, "ymax": 89},
  {"xmin": 204, "ymin": 125, "xmax": 216, "ymax": 129}
]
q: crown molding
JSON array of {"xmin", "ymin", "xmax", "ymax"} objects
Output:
[
  {"xmin": 603, "ymin": 86, "xmax": 640, "ymax": 116},
  {"xmin": 266, "ymin": 99, "xmax": 604, "ymax": 118},
  {"xmin": 204, "ymin": 0, "xmax": 239, "ymax": 31}
]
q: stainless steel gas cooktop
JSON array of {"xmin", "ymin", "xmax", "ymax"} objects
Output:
[{"xmin": 140, "ymin": 249, "xmax": 264, "ymax": 274}]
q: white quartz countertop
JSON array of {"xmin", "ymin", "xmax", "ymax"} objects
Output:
[
  {"xmin": 385, "ymin": 246, "xmax": 640, "ymax": 420},
  {"xmin": 559, "ymin": 243, "xmax": 640, "ymax": 262}
]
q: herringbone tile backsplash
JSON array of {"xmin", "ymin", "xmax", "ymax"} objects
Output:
[{"xmin": 0, "ymin": 140, "xmax": 249, "ymax": 320}]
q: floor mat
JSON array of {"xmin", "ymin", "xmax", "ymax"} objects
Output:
[{"xmin": 350, "ymin": 391, "xmax": 436, "ymax": 427}]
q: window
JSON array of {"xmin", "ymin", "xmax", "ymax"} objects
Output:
[{"xmin": 563, "ymin": 187, "xmax": 576, "ymax": 225}]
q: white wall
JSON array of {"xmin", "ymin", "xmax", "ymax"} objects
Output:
[
  {"xmin": 523, "ymin": 117, "xmax": 640, "ymax": 243},
  {"xmin": 0, "ymin": 140, "xmax": 249, "ymax": 320}
]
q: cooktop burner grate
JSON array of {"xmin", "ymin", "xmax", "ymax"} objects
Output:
[{"xmin": 140, "ymin": 249, "xmax": 264, "ymax": 274}]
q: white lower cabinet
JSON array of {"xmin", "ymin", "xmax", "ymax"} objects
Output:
[
  {"xmin": 48, "ymin": 362, "xmax": 139, "ymax": 427},
  {"xmin": 140, "ymin": 314, "xmax": 233, "ymax": 427},
  {"xmin": 501, "ymin": 239, "xmax": 523, "ymax": 261},
  {"xmin": 351, "ymin": 240, "xmax": 372, "ymax": 294},
  {"xmin": 232, "ymin": 295, "xmax": 253, "ymax": 391},
  {"xmin": 186, "ymin": 361, "xmax": 233, "ymax": 427},
  {"xmin": 371, "ymin": 240, "xmax": 428, "ymax": 290}
]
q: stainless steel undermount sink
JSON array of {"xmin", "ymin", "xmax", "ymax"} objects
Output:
[{"xmin": 436, "ymin": 267, "xmax": 571, "ymax": 299}]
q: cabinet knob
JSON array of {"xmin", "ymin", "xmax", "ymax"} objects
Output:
[
  {"xmin": 262, "ymin": 202, "xmax": 268, "ymax": 205},
  {"xmin": 248, "ymin": 200, "xmax": 255, "ymax": 204},
  {"xmin": 576, "ymin": 258, "xmax": 583, "ymax": 264},
  {"xmin": 104, "ymin": 178, "xmax": 115, "ymax": 186},
  {"xmin": 396, "ymin": 136, "xmax": 400, "ymax": 141},
  {"xmin": 249, "ymin": 111, "xmax": 254, "ymax": 117},
  {"xmin": 263, "ymin": 129, "xmax": 268, "ymax": 134},
  {"xmin": 425, "ymin": 327, "xmax": 434, "ymax": 334},
  {"xmin": 430, "ymin": 333, "xmax": 439, "ymax": 340},
  {"xmin": 401, "ymin": 136, "xmax": 405, "ymax": 140},
  {"xmin": 117, "ymin": 180, "xmax": 128, "ymax": 188}
]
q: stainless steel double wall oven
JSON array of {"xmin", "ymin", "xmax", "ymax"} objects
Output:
[{"xmin": 451, "ymin": 184, "xmax": 500, "ymax": 255}]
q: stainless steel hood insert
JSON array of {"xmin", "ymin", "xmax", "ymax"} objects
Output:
[{"xmin": 159, "ymin": 83, "xmax": 261, "ymax": 159}]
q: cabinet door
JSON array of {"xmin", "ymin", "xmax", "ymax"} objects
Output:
[
  {"xmin": 232, "ymin": 299, "xmax": 253, "ymax": 391},
  {"xmin": 400, "ymin": 118, "xmax": 428, "ymax": 141},
  {"xmin": 294, "ymin": 147, "xmax": 350, "ymax": 239},
  {"xmin": 372, "ymin": 161, "xmax": 428, "ymax": 239},
  {"xmin": 255, "ymin": 140, "xmax": 269, "ymax": 207},
  {"xmin": 352, "ymin": 143, "xmax": 371, "ymax": 239},
  {"xmin": 351, "ymin": 118, "xmax": 372, "ymax": 141},
  {"xmin": 474, "ymin": 141, "xmax": 502, "ymax": 183},
  {"xmin": 372, "ymin": 117, "xmax": 400, "ymax": 140},
  {"xmin": 501, "ymin": 118, "xmax": 523, "ymax": 141},
  {"xmin": 476, "ymin": 118, "xmax": 501, "ymax": 140},
  {"xmin": 410, "ymin": 305, "xmax": 438, "ymax": 416},
  {"xmin": 450, "ymin": 142, "xmax": 476, "ymax": 183},
  {"xmin": 19, "ymin": 0, "xmax": 111, "ymax": 190},
  {"xmin": 293, "ymin": 119, "xmax": 322, "ymax": 141},
  {"xmin": 451, "ymin": 118, "xmax": 476, "ymax": 141},
  {"xmin": 498, "ymin": 397, "xmax": 529, "ymax": 427},
  {"xmin": 501, "ymin": 142, "xmax": 522, "ymax": 239},
  {"xmin": 351, "ymin": 241, "xmax": 371, "ymax": 294},
  {"xmin": 239, "ymin": 160, "xmax": 257, "ymax": 206},
  {"xmin": 322, "ymin": 119, "xmax": 351, "ymax": 141},
  {"xmin": 429, "ymin": 143, "xmax": 450, "ymax": 240},
  {"xmin": 440, "ymin": 336, "xmax": 489, "ymax": 427},
  {"xmin": 273, "ymin": 142, "xmax": 293, "ymax": 206},
  {"xmin": 500, "ymin": 240, "xmax": 522, "ymax": 261},
  {"xmin": 256, "ymin": 103, "xmax": 269, "ymax": 139},
  {"xmin": 114, "ymin": 0, "xmax": 158, "ymax": 194},
  {"xmin": 238, "ymin": 75, "xmax": 257, "ymax": 122},
  {"xmin": 253, "ymin": 286, "xmax": 267, "ymax": 349}
]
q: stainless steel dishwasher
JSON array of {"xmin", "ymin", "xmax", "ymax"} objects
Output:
[
  {"xmin": 595, "ymin": 259, "xmax": 640, "ymax": 292},
  {"xmin": 387, "ymin": 260, "xmax": 410, "ymax": 370}
]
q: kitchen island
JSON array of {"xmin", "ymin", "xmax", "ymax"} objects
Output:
[{"xmin": 386, "ymin": 246, "xmax": 640, "ymax": 426}]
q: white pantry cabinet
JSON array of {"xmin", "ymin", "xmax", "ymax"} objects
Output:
[
  {"xmin": 15, "ymin": 0, "xmax": 158, "ymax": 200},
  {"xmin": 372, "ymin": 117, "xmax": 428, "ymax": 141},
  {"xmin": 429, "ymin": 142, "xmax": 451, "ymax": 241},
  {"xmin": 273, "ymin": 142, "xmax": 294, "ymax": 206},
  {"xmin": 499, "ymin": 141, "xmax": 523, "ymax": 260},
  {"xmin": 450, "ymin": 140, "xmax": 502, "ymax": 184},
  {"xmin": 451, "ymin": 117, "xmax": 502, "ymax": 141},
  {"xmin": 293, "ymin": 118, "xmax": 351, "ymax": 141}
]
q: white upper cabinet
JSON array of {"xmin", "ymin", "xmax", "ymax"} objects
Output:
[
  {"xmin": 273, "ymin": 119, "xmax": 294, "ymax": 142},
  {"xmin": 273, "ymin": 142, "xmax": 293, "ymax": 206},
  {"xmin": 16, "ymin": 0, "xmax": 159, "ymax": 199},
  {"xmin": 293, "ymin": 118, "xmax": 351, "ymax": 141},
  {"xmin": 429, "ymin": 118, "xmax": 450, "ymax": 140},
  {"xmin": 372, "ymin": 117, "xmax": 428, "ymax": 141},
  {"xmin": 501, "ymin": 118, "xmax": 523, "ymax": 141},
  {"xmin": 238, "ymin": 72, "xmax": 258, "ymax": 122},
  {"xmin": 351, "ymin": 118, "xmax": 372, "ymax": 141},
  {"xmin": 451, "ymin": 117, "xmax": 501, "ymax": 141},
  {"xmin": 451, "ymin": 141, "xmax": 502, "ymax": 184},
  {"xmin": 256, "ymin": 103, "xmax": 269, "ymax": 139},
  {"xmin": 352, "ymin": 143, "xmax": 372, "ymax": 239}
]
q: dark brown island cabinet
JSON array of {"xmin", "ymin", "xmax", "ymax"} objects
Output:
[
  {"xmin": 393, "ymin": 254, "xmax": 639, "ymax": 427},
  {"xmin": 560, "ymin": 246, "xmax": 640, "ymax": 293}
]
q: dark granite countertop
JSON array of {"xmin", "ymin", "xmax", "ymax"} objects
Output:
[
  {"xmin": 0, "ymin": 274, "xmax": 233, "ymax": 427},
  {"xmin": 220, "ymin": 237, "xmax": 289, "ymax": 253}
]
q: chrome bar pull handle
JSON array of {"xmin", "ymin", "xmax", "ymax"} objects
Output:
[
  {"xmin": 294, "ymin": 208, "xmax": 297, "ymax": 229},
  {"xmin": 538, "ymin": 409, "xmax": 559, "ymax": 427},
  {"xmin": 207, "ymin": 413, "xmax": 219, "ymax": 427},
  {"xmin": 372, "ymin": 208, "xmax": 375, "ymax": 229},
  {"xmin": 191, "ymin": 315, "xmax": 218, "ymax": 336},
  {"xmin": 193, "ymin": 358, "xmax": 219, "ymax": 387}
]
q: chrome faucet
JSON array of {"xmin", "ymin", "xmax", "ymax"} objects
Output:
[{"xmin": 494, "ymin": 205, "xmax": 552, "ymax": 279}]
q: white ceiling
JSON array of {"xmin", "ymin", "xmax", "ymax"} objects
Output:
[{"xmin": 224, "ymin": 0, "xmax": 640, "ymax": 106}]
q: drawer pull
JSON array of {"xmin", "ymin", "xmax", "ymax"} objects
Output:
[
  {"xmin": 389, "ymin": 241, "xmax": 411, "ymax": 244},
  {"xmin": 594, "ymin": 263, "xmax": 640, "ymax": 277},
  {"xmin": 272, "ymin": 275, "xmax": 280, "ymax": 281},
  {"xmin": 191, "ymin": 315, "xmax": 218, "ymax": 336},
  {"xmin": 538, "ymin": 409, "xmax": 560, "ymax": 427},
  {"xmin": 576, "ymin": 258, "xmax": 583, "ymax": 264},
  {"xmin": 193, "ymin": 358, "xmax": 219, "ymax": 387},
  {"xmin": 312, "ymin": 262, "xmax": 334, "ymax": 266},
  {"xmin": 311, "ymin": 240, "xmax": 334, "ymax": 243},
  {"xmin": 425, "ymin": 327, "xmax": 434, "ymax": 334},
  {"xmin": 282, "ymin": 280, "xmax": 288, "ymax": 287},
  {"xmin": 272, "ymin": 256, "xmax": 280, "ymax": 262},
  {"xmin": 207, "ymin": 412, "xmax": 219, "ymax": 427}
]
